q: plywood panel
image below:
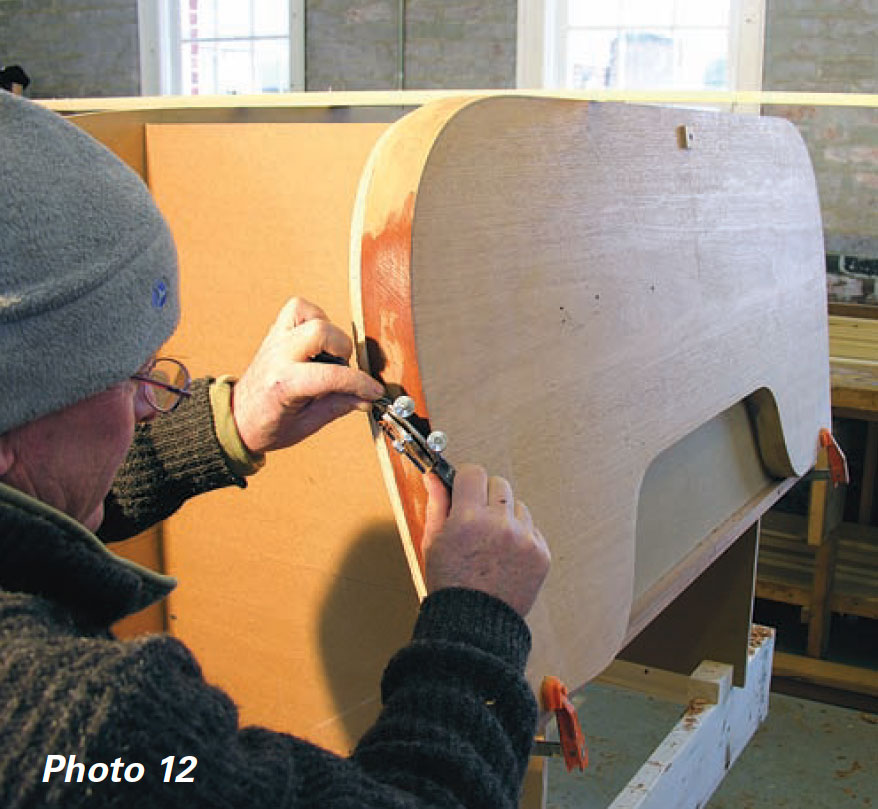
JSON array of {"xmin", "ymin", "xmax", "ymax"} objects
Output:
[
  {"xmin": 351, "ymin": 96, "xmax": 831, "ymax": 693},
  {"xmin": 145, "ymin": 122, "xmax": 417, "ymax": 754}
]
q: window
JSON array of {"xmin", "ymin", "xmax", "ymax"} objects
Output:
[
  {"xmin": 517, "ymin": 0, "xmax": 765, "ymax": 93},
  {"xmin": 138, "ymin": 0, "xmax": 304, "ymax": 95}
]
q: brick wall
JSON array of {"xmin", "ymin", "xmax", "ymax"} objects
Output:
[
  {"xmin": 0, "ymin": 0, "xmax": 515, "ymax": 98},
  {"xmin": 763, "ymin": 0, "xmax": 878, "ymax": 295},
  {"xmin": 0, "ymin": 0, "xmax": 140, "ymax": 98},
  {"xmin": 306, "ymin": 0, "xmax": 516, "ymax": 91}
]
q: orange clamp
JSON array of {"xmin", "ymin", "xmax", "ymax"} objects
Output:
[
  {"xmin": 819, "ymin": 428, "xmax": 849, "ymax": 487},
  {"xmin": 540, "ymin": 676, "xmax": 588, "ymax": 772}
]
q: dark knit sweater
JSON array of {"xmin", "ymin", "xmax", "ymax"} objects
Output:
[{"xmin": 0, "ymin": 379, "xmax": 537, "ymax": 808}]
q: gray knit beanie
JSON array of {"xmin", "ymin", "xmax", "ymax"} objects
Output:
[{"xmin": 0, "ymin": 93, "xmax": 180, "ymax": 434}]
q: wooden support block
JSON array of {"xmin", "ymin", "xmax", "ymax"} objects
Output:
[
  {"xmin": 597, "ymin": 659, "xmax": 695, "ymax": 705},
  {"xmin": 605, "ymin": 627, "xmax": 774, "ymax": 809},
  {"xmin": 687, "ymin": 661, "xmax": 733, "ymax": 707}
]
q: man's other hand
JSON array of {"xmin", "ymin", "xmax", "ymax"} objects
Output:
[
  {"xmin": 422, "ymin": 465, "xmax": 551, "ymax": 617},
  {"xmin": 232, "ymin": 297, "xmax": 384, "ymax": 454}
]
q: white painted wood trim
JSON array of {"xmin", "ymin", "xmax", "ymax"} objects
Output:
[
  {"xmin": 729, "ymin": 0, "xmax": 766, "ymax": 114},
  {"xmin": 606, "ymin": 628, "xmax": 775, "ymax": 809},
  {"xmin": 136, "ymin": 0, "xmax": 179, "ymax": 96},
  {"xmin": 136, "ymin": 0, "xmax": 160, "ymax": 96},
  {"xmin": 516, "ymin": 0, "xmax": 564, "ymax": 88},
  {"xmin": 290, "ymin": 0, "xmax": 305, "ymax": 92},
  {"xmin": 516, "ymin": 0, "xmax": 546, "ymax": 88},
  {"xmin": 730, "ymin": 0, "xmax": 766, "ymax": 91}
]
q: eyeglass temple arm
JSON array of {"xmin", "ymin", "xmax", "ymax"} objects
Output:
[{"xmin": 131, "ymin": 375, "xmax": 192, "ymax": 397}]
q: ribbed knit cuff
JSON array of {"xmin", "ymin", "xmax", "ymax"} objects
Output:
[
  {"xmin": 106, "ymin": 378, "xmax": 247, "ymax": 533},
  {"xmin": 413, "ymin": 588, "xmax": 532, "ymax": 674},
  {"xmin": 209, "ymin": 376, "xmax": 266, "ymax": 477}
]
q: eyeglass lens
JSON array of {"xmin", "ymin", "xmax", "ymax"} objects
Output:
[{"xmin": 144, "ymin": 358, "xmax": 189, "ymax": 412}]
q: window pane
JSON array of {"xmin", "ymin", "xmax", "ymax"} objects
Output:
[
  {"xmin": 621, "ymin": 0, "xmax": 674, "ymax": 28},
  {"xmin": 609, "ymin": 29, "xmax": 676, "ymax": 89},
  {"xmin": 566, "ymin": 28, "xmax": 618, "ymax": 88},
  {"xmin": 675, "ymin": 0, "xmax": 730, "ymax": 28},
  {"xmin": 180, "ymin": 37, "xmax": 289, "ymax": 94},
  {"xmin": 253, "ymin": 38, "xmax": 290, "ymax": 92},
  {"xmin": 566, "ymin": 27, "xmax": 728, "ymax": 91},
  {"xmin": 570, "ymin": 0, "xmax": 729, "ymax": 29},
  {"xmin": 180, "ymin": 0, "xmax": 216, "ymax": 41},
  {"xmin": 568, "ymin": 0, "xmax": 624, "ymax": 28},
  {"xmin": 215, "ymin": 0, "xmax": 251, "ymax": 37},
  {"xmin": 254, "ymin": 0, "xmax": 289, "ymax": 36},
  {"xmin": 180, "ymin": 0, "xmax": 254, "ymax": 41},
  {"xmin": 675, "ymin": 28, "xmax": 728, "ymax": 89},
  {"xmin": 568, "ymin": 29, "xmax": 678, "ymax": 89}
]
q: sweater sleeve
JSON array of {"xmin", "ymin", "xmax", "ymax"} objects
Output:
[
  {"xmin": 98, "ymin": 378, "xmax": 246, "ymax": 543},
  {"xmin": 20, "ymin": 589, "xmax": 536, "ymax": 809}
]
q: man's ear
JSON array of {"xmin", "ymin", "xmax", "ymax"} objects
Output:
[{"xmin": 0, "ymin": 433, "xmax": 14, "ymax": 477}]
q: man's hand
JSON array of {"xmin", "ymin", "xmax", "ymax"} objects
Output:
[
  {"xmin": 421, "ymin": 465, "xmax": 551, "ymax": 618},
  {"xmin": 232, "ymin": 297, "xmax": 384, "ymax": 455}
]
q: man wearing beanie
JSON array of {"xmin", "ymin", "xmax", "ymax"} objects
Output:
[{"xmin": 0, "ymin": 93, "xmax": 551, "ymax": 808}]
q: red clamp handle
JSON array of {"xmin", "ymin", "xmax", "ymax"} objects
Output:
[
  {"xmin": 540, "ymin": 676, "xmax": 588, "ymax": 772},
  {"xmin": 819, "ymin": 428, "xmax": 849, "ymax": 487}
]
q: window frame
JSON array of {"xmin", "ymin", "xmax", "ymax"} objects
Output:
[
  {"xmin": 137, "ymin": 0, "xmax": 305, "ymax": 95},
  {"xmin": 517, "ymin": 0, "xmax": 766, "ymax": 93}
]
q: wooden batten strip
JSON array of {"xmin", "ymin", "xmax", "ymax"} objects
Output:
[{"xmin": 829, "ymin": 316, "xmax": 878, "ymax": 362}]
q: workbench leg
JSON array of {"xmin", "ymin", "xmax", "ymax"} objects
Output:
[
  {"xmin": 806, "ymin": 534, "xmax": 840, "ymax": 658},
  {"xmin": 858, "ymin": 420, "xmax": 878, "ymax": 524},
  {"xmin": 805, "ymin": 446, "xmax": 846, "ymax": 657}
]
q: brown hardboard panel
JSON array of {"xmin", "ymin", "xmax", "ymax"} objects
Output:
[{"xmin": 144, "ymin": 121, "xmax": 419, "ymax": 755}]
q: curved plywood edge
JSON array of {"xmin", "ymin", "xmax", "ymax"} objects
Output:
[
  {"xmin": 350, "ymin": 96, "xmax": 484, "ymax": 596},
  {"xmin": 352, "ymin": 95, "xmax": 831, "ymax": 691}
]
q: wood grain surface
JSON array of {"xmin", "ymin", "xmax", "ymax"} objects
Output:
[
  {"xmin": 144, "ymin": 121, "xmax": 421, "ymax": 754},
  {"xmin": 351, "ymin": 96, "xmax": 831, "ymax": 691}
]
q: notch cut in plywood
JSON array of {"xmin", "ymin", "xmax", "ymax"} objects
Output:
[{"xmin": 351, "ymin": 96, "xmax": 831, "ymax": 694}]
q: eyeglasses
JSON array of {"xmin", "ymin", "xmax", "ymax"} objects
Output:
[{"xmin": 131, "ymin": 357, "xmax": 192, "ymax": 413}]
